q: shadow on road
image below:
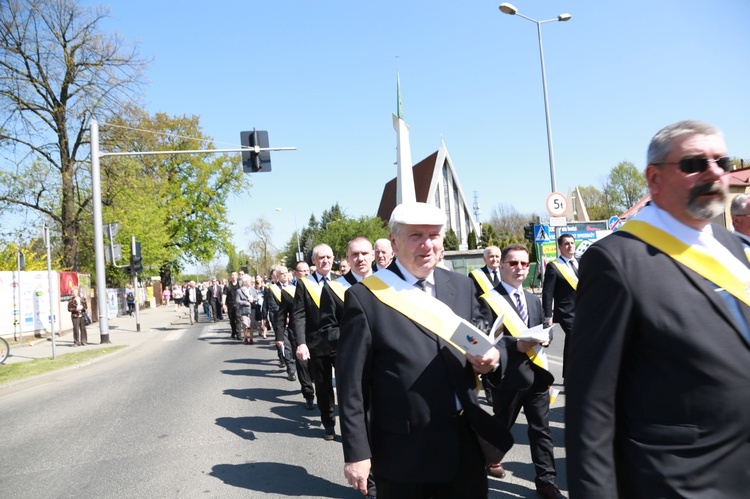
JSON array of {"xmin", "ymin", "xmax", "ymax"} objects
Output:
[{"xmin": 210, "ymin": 462, "xmax": 358, "ymax": 498}]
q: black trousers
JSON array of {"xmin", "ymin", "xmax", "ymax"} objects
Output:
[
  {"xmin": 309, "ymin": 352, "xmax": 336, "ymax": 427},
  {"xmin": 374, "ymin": 415, "xmax": 487, "ymax": 498},
  {"xmin": 227, "ymin": 306, "xmax": 239, "ymax": 337},
  {"xmin": 287, "ymin": 327, "xmax": 314, "ymax": 400},
  {"xmin": 491, "ymin": 377, "xmax": 556, "ymax": 486}
]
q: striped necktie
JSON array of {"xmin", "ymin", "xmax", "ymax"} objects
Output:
[{"xmin": 515, "ymin": 290, "xmax": 528, "ymax": 326}]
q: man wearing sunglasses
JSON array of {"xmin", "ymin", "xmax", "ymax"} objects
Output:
[
  {"xmin": 730, "ymin": 193, "xmax": 750, "ymax": 247},
  {"xmin": 483, "ymin": 244, "xmax": 564, "ymax": 499},
  {"xmin": 566, "ymin": 120, "xmax": 750, "ymax": 498}
]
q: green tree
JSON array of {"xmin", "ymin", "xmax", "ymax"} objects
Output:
[
  {"xmin": 467, "ymin": 230, "xmax": 478, "ymax": 250},
  {"xmin": 101, "ymin": 109, "xmax": 251, "ymax": 285},
  {"xmin": 575, "ymin": 185, "xmax": 612, "ymax": 221},
  {"xmin": 0, "ymin": 0, "xmax": 147, "ymax": 270},
  {"xmin": 480, "ymin": 223, "xmax": 499, "ymax": 248},
  {"xmin": 602, "ymin": 161, "xmax": 648, "ymax": 214},
  {"xmin": 0, "ymin": 240, "xmax": 54, "ymax": 270},
  {"xmin": 444, "ymin": 228, "xmax": 459, "ymax": 251},
  {"xmin": 245, "ymin": 216, "xmax": 277, "ymax": 277}
]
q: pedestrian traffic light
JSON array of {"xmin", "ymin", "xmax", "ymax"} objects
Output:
[
  {"xmin": 240, "ymin": 129, "xmax": 272, "ymax": 173},
  {"xmin": 524, "ymin": 223, "xmax": 535, "ymax": 242}
]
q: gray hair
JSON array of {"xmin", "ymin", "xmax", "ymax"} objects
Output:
[
  {"xmin": 390, "ymin": 222, "xmax": 445, "ymax": 238},
  {"xmin": 731, "ymin": 194, "xmax": 750, "ymax": 216},
  {"xmin": 647, "ymin": 120, "xmax": 722, "ymax": 165}
]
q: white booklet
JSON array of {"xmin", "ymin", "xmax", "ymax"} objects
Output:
[
  {"xmin": 518, "ymin": 323, "xmax": 562, "ymax": 343},
  {"xmin": 448, "ymin": 313, "xmax": 505, "ymax": 356}
]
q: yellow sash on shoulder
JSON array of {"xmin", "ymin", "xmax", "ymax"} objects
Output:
[
  {"xmin": 480, "ymin": 290, "xmax": 550, "ymax": 373},
  {"xmin": 550, "ymin": 260, "xmax": 578, "ymax": 290},
  {"xmin": 470, "ymin": 268, "xmax": 493, "ymax": 294},
  {"xmin": 297, "ymin": 276, "xmax": 322, "ymax": 308},
  {"xmin": 621, "ymin": 220, "xmax": 750, "ymax": 307},
  {"xmin": 361, "ymin": 271, "xmax": 474, "ymax": 355},
  {"xmin": 282, "ymin": 285, "xmax": 296, "ymax": 299},
  {"xmin": 327, "ymin": 280, "xmax": 350, "ymax": 302},
  {"xmin": 267, "ymin": 283, "xmax": 282, "ymax": 303}
]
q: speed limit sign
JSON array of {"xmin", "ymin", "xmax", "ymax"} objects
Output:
[{"xmin": 546, "ymin": 192, "xmax": 568, "ymax": 217}]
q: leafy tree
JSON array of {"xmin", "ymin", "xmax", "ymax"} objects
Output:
[
  {"xmin": 277, "ymin": 205, "xmax": 388, "ymax": 267},
  {"xmin": 245, "ymin": 217, "xmax": 277, "ymax": 277},
  {"xmin": 444, "ymin": 228, "xmax": 459, "ymax": 251},
  {"xmin": 575, "ymin": 185, "xmax": 612, "ymax": 221},
  {"xmin": 467, "ymin": 230, "xmax": 478, "ymax": 250},
  {"xmin": 602, "ymin": 161, "xmax": 648, "ymax": 214},
  {"xmin": 0, "ymin": 240, "xmax": 55, "ymax": 270},
  {"xmin": 101, "ymin": 109, "xmax": 251, "ymax": 285},
  {"xmin": 480, "ymin": 223, "xmax": 499, "ymax": 248},
  {"xmin": 0, "ymin": 0, "xmax": 147, "ymax": 270}
]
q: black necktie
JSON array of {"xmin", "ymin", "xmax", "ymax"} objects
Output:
[
  {"xmin": 321, "ymin": 276, "xmax": 328, "ymax": 286},
  {"xmin": 414, "ymin": 279, "xmax": 427, "ymax": 292},
  {"xmin": 568, "ymin": 259, "xmax": 579, "ymax": 277},
  {"xmin": 491, "ymin": 270, "xmax": 500, "ymax": 287}
]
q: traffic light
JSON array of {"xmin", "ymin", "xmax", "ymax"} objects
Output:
[
  {"xmin": 240, "ymin": 129, "xmax": 271, "ymax": 173},
  {"xmin": 131, "ymin": 241, "xmax": 143, "ymax": 274},
  {"xmin": 523, "ymin": 223, "xmax": 535, "ymax": 242}
]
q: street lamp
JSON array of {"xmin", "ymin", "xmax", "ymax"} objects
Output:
[
  {"xmin": 274, "ymin": 207, "xmax": 303, "ymax": 262},
  {"xmin": 498, "ymin": 2, "xmax": 571, "ymax": 195}
]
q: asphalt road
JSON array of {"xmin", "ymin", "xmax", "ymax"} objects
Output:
[{"xmin": 0, "ymin": 316, "xmax": 567, "ymax": 498}]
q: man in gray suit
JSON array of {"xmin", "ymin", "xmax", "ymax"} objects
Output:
[{"xmin": 566, "ymin": 120, "xmax": 750, "ymax": 498}]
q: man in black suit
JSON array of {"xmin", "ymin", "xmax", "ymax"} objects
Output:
[
  {"xmin": 275, "ymin": 261, "xmax": 314, "ymax": 406},
  {"xmin": 372, "ymin": 238, "xmax": 393, "ymax": 272},
  {"xmin": 319, "ymin": 236, "xmax": 373, "ymax": 349},
  {"xmin": 469, "ymin": 245, "xmax": 502, "ymax": 297},
  {"xmin": 542, "ymin": 233, "xmax": 577, "ymax": 376},
  {"xmin": 338, "ymin": 202, "xmax": 513, "ymax": 498},
  {"xmin": 206, "ymin": 278, "xmax": 222, "ymax": 323},
  {"xmin": 293, "ymin": 244, "xmax": 338, "ymax": 440},
  {"xmin": 482, "ymin": 244, "xmax": 564, "ymax": 499},
  {"xmin": 567, "ymin": 120, "xmax": 750, "ymax": 498}
]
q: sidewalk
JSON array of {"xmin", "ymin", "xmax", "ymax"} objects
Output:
[{"xmin": 3, "ymin": 305, "xmax": 198, "ymax": 365}]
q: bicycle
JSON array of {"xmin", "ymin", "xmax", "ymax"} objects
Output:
[{"xmin": 0, "ymin": 336, "xmax": 9, "ymax": 364}]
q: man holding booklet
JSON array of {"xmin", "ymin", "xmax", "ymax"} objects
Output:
[
  {"xmin": 479, "ymin": 243, "xmax": 565, "ymax": 499},
  {"xmin": 337, "ymin": 202, "xmax": 513, "ymax": 498}
]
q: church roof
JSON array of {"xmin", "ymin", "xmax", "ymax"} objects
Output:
[{"xmin": 377, "ymin": 151, "xmax": 439, "ymax": 222}]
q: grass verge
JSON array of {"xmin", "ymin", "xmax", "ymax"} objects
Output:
[{"xmin": 0, "ymin": 346, "xmax": 126, "ymax": 385}]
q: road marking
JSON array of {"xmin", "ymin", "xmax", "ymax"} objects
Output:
[{"xmin": 164, "ymin": 331, "xmax": 184, "ymax": 341}]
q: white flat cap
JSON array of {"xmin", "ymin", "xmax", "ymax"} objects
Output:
[{"xmin": 389, "ymin": 202, "xmax": 446, "ymax": 227}]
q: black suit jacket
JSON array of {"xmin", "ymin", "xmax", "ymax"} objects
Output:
[
  {"xmin": 292, "ymin": 274, "xmax": 337, "ymax": 356},
  {"xmin": 566, "ymin": 225, "xmax": 750, "ymax": 498},
  {"xmin": 337, "ymin": 262, "xmax": 512, "ymax": 483},
  {"xmin": 486, "ymin": 285, "xmax": 551, "ymax": 390},
  {"xmin": 541, "ymin": 260, "xmax": 576, "ymax": 334},
  {"xmin": 274, "ymin": 285, "xmax": 295, "ymax": 344},
  {"xmin": 469, "ymin": 265, "xmax": 499, "ymax": 298},
  {"xmin": 319, "ymin": 272, "xmax": 358, "ymax": 347}
]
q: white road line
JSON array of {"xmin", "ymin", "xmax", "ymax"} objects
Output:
[{"xmin": 164, "ymin": 331, "xmax": 184, "ymax": 341}]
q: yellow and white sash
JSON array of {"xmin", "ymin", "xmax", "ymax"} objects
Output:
[
  {"xmin": 281, "ymin": 284, "xmax": 296, "ymax": 300},
  {"xmin": 470, "ymin": 268, "xmax": 493, "ymax": 294},
  {"xmin": 328, "ymin": 279, "xmax": 351, "ymax": 303},
  {"xmin": 361, "ymin": 270, "xmax": 482, "ymax": 355},
  {"xmin": 550, "ymin": 260, "xmax": 578, "ymax": 290},
  {"xmin": 621, "ymin": 220, "xmax": 750, "ymax": 307},
  {"xmin": 267, "ymin": 283, "xmax": 282, "ymax": 303},
  {"xmin": 296, "ymin": 276, "xmax": 323, "ymax": 308},
  {"xmin": 480, "ymin": 289, "xmax": 550, "ymax": 373}
]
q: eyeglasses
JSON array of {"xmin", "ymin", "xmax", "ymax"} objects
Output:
[
  {"xmin": 504, "ymin": 260, "xmax": 530, "ymax": 268},
  {"xmin": 655, "ymin": 156, "xmax": 731, "ymax": 174}
]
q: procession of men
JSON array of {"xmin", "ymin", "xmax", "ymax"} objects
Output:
[{"xmin": 168, "ymin": 119, "xmax": 750, "ymax": 498}]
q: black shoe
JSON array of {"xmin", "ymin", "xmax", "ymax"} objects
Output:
[
  {"xmin": 323, "ymin": 426, "xmax": 335, "ymax": 441},
  {"xmin": 536, "ymin": 482, "xmax": 566, "ymax": 499},
  {"xmin": 279, "ymin": 359, "xmax": 286, "ymax": 368},
  {"xmin": 288, "ymin": 372, "xmax": 297, "ymax": 381},
  {"xmin": 305, "ymin": 399, "xmax": 315, "ymax": 410}
]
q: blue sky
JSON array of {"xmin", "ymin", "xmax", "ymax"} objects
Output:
[{"xmin": 88, "ymin": 0, "xmax": 750, "ymax": 260}]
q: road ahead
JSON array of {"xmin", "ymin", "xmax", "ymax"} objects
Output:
[{"xmin": 0, "ymin": 318, "xmax": 567, "ymax": 498}]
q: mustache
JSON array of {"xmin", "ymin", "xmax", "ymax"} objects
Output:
[{"xmin": 689, "ymin": 182, "xmax": 726, "ymax": 200}]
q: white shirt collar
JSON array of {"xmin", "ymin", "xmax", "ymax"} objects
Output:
[{"xmin": 394, "ymin": 259, "xmax": 435, "ymax": 287}]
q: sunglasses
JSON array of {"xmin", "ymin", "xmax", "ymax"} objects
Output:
[
  {"xmin": 656, "ymin": 156, "xmax": 731, "ymax": 174},
  {"xmin": 504, "ymin": 260, "xmax": 530, "ymax": 269}
]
